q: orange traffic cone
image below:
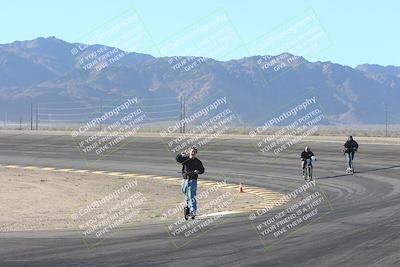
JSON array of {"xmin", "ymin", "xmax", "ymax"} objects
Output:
[{"xmin": 239, "ymin": 183, "xmax": 244, "ymax": 193}]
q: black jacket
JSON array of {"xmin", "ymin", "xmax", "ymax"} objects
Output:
[
  {"xmin": 344, "ymin": 140, "xmax": 359, "ymax": 153},
  {"xmin": 301, "ymin": 151, "xmax": 314, "ymax": 161},
  {"xmin": 176, "ymin": 154, "xmax": 205, "ymax": 180}
]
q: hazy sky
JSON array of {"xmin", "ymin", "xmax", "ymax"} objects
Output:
[{"xmin": 1, "ymin": 0, "xmax": 398, "ymax": 67}]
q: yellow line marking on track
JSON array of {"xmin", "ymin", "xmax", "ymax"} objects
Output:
[
  {"xmin": 105, "ymin": 172, "xmax": 125, "ymax": 175},
  {"xmin": 5, "ymin": 165, "xmax": 19, "ymax": 168},
  {"xmin": 120, "ymin": 173, "xmax": 138, "ymax": 177},
  {"xmin": 151, "ymin": 176, "xmax": 165, "ymax": 180},
  {"xmin": 223, "ymin": 185, "xmax": 239, "ymax": 189},
  {"xmin": 74, "ymin": 170, "xmax": 89, "ymax": 173},
  {"xmin": 236, "ymin": 209, "xmax": 256, "ymax": 212},
  {"xmin": 199, "ymin": 211, "xmax": 245, "ymax": 218},
  {"xmin": 134, "ymin": 175, "xmax": 154, "ymax": 178},
  {"xmin": 41, "ymin": 167, "xmax": 55, "ymax": 171},
  {"xmin": 23, "ymin": 166, "xmax": 39, "ymax": 170},
  {"xmin": 263, "ymin": 194, "xmax": 284, "ymax": 197},
  {"xmin": 247, "ymin": 189, "xmax": 269, "ymax": 192},
  {"xmin": 164, "ymin": 178, "xmax": 180, "ymax": 181},
  {"xmin": 201, "ymin": 182, "xmax": 215, "ymax": 186},
  {"xmin": 162, "ymin": 176, "xmax": 179, "ymax": 180},
  {"xmin": 54, "ymin": 168, "xmax": 74, "ymax": 172},
  {"xmin": 107, "ymin": 172, "xmax": 125, "ymax": 176},
  {"xmin": 92, "ymin": 171, "xmax": 107, "ymax": 174},
  {"xmin": 244, "ymin": 190, "xmax": 259, "ymax": 194}
]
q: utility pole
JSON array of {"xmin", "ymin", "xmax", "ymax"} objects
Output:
[
  {"xmin": 383, "ymin": 102, "xmax": 388, "ymax": 137},
  {"xmin": 179, "ymin": 96, "xmax": 183, "ymax": 133},
  {"xmin": 100, "ymin": 98, "xmax": 103, "ymax": 131},
  {"xmin": 385, "ymin": 104, "xmax": 388, "ymax": 137},
  {"xmin": 182, "ymin": 96, "xmax": 186, "ymax": 134},
  {"xmin": 30, "ymin": 102, "xmax": 33, "ymax": 130},
  {"xmin": 35, "ymin": 104, "xmax": 38, "ymax": 130}
]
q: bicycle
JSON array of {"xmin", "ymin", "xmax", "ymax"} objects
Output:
[{"xmin": 302, "ymin": 159, "xmax": 313, "ymax": 181}]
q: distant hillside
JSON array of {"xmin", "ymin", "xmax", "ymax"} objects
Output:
[
  {"xmin": 0, "ymin": 37, "xmax": 399, "ymax": 125},
  {"xmin": 356, "ymin": 64, "xmax": 400, "ymax": 77}
]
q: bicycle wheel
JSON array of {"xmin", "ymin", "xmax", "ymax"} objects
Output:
[{"xmin": 303, "ymin": 167, "xmax": 308, "ymax": 180}]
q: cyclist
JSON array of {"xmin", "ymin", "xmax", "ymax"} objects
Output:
[
  {"xmin": 301, "ymin": 146, "xmax": 315, "ymax": 180},
  {"xmin": 344, "ymin": 136, "xmax": 359, "ymax": 173},
  {"xmin": 176, "ymin": 146, "xmax": 205, "ymax": 220}
]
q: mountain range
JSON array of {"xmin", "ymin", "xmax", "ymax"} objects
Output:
[{"xmin": 0, "ymin": 36, "xmax": 399, "ymax": 125}]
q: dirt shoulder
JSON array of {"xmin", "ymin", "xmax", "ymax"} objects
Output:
[{"xmin": 0, "ymin": 167, "xmax": 260, "ymax": 232}]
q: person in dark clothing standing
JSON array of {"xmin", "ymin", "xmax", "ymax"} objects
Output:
[
  {"xmin": 344, "ymin": 136, "xmax": 359, "ymax": 172},
  {"xmin": 176, "ymin": 146, "xmax": 204, "ymax": 219}
]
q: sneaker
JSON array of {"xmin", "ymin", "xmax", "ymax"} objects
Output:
[{"xmin": 184, "ymin": 207, "xmax": 189, "ymax": 220}]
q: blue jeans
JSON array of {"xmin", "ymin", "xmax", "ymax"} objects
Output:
[
  {"xmin": 347, "ymin": 152, "xmax": 355, "ymax": 168},
  {"xmin": 181, "ymin": 179, "xmax": 197, "ymax": 215}
]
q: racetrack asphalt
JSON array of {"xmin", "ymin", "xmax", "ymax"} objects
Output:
[{"xmin": 0, "ymin": 132, "xmax": 399, "ymax": 267}]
